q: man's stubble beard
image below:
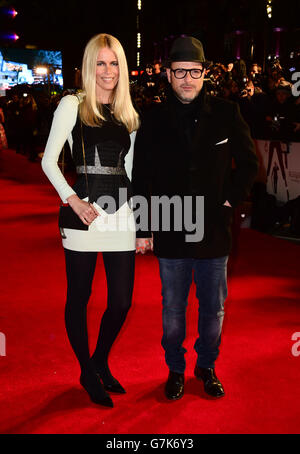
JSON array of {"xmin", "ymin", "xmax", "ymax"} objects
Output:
[{"xmin": 173, "ymin": 86, "xmax": 202, "ymax": 104}]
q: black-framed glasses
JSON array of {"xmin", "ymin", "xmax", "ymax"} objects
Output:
[{"xmin": 171, "ymin": 68, "xmax": 205, "ymax": 79}]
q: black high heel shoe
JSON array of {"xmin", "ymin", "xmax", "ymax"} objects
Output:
[
  {"xmin": 91, "ymin": 360, "xmax": 126, "ymax": 394},
  {"xmin": 80, "ymin": 372, "xmax": 114, "ymax": 407}
]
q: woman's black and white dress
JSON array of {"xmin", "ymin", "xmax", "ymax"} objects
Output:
[{"xmin": 42, "ymin": 94, "xmax": 136, "ymax": 252}]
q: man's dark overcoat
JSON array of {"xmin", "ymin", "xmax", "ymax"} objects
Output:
[{"xmin": 132, "ymin": 88, "xmax": 259, "ymax": 258}]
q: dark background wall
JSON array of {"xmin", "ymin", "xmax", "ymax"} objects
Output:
[{"xmin": 0, "ymin": 0, "xmax": 299, "ymax": 87}]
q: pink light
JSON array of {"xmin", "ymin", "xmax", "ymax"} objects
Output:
[
  {"xmin": 7, "ymin": 8, "xmax": 18, "ymax": 17},
  {"xmin": 275, "ymin": 30, "xmax": 281, "ymax": 58},
  {"xmin": 236, "ymin": 33, "xmax": 241, "ymax": 60},
  {"xmin": 0, "ymin": 33, "xmax": 20, "ymax": 40}
]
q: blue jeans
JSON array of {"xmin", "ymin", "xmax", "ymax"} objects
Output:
[{"xmin": 158, "ymin": 256, "xmax": 228, "ymax": 373}]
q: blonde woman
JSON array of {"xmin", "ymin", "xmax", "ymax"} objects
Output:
[{"xmin": 42, "ymin": 34, "xmax": 139, "ymax": 408}]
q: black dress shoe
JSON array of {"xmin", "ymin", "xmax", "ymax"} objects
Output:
[
  {"xmin": 91, "ymin": 359, "xmax": 126, "ymax": 394},
  {"xmin": 165, "ymin": 371, "xmax": 184, "ymax": 400},
  {"xmin": 80, "ymin": 372, "xmax": 114, "ymax": 407},
  {"xmin": 194, "ymin": 366, "xmax": 225, "ymax": 398}
]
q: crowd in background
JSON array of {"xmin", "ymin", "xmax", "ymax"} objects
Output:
[
  {"xmin": 0, "ymin": 55, "xmax": 299, "ymax": 236},
  {"xmin": 131, "ymin": 57, "xmax": 300, "ymax": 142},
  {"xmin": 0, "ymin": 55, "xmax": 300, "ymax": 161},
  {"xmin": 0, "ymin": 88, "xmax": 61, "ymax": 160}
]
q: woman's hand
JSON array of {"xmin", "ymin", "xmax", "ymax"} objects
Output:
[
  {"xmin": 136, "ymin": 237, "xmax": 153, "ymax": 254},
  {"xmin": 67, "ymin": 194, "xmax": 99, "ymax": 226}
]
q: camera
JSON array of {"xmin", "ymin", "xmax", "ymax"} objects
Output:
[
  {"xmin": 271, "ymin": 114, "xmax": 281, "ymax": 130},
  {"xmin": 270, "ymin": 114, "xmax": 294, "ymax": 139},
  {"xmin": 239, "ymin": 77, "xmax": 250, "ymax": 97},
  {"xmin": 240, "ymin": 89, "xmax": 248, "ymax": 97},
  {"xmin": 271, "ymin": 60, "xmax": 282, "ymax": 71}
]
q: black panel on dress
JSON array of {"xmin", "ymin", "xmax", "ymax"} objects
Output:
[{"xmin": 71, "ymin": 111, "xmax": 132, "ymax": 213}]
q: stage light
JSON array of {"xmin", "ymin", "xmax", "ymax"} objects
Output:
[
  {"xmin": 2, "ymin": 33, "xmax": 20, "ymax": 40},
  {"xmin": 1, "ymin": 7, "xmax": 18, "ymax": 17},
  {"xmin": 136, "ymin": 1, "xmax": 142, "ymax": 69},
  {"xmin": 266, "ymin": 0, "xmax": 272, "ymax": 19},
  {"xmin": 55, "ymin": 69, "xmax": 62, "ymax": 75},
  {"xmin": 36, "ymin": 67, "xmax": 48, "ymax": 75},
  {"xmin": 131, "ymin": 71, "xmax": 139, "ymax": 76}
]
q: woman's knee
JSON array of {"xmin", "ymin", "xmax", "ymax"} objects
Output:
[{"xmin": 66, "ymin": 287, "xmax": 92, "ymax": 307}]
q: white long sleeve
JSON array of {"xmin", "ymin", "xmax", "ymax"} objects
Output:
[{"xmin": 41, "ymin": 95, "xmax": 79, "ymax": 203}]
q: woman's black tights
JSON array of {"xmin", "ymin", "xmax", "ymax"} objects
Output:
[{"xmin": 64, "ymin": 249, "xmax": 135, "ymax": 378}]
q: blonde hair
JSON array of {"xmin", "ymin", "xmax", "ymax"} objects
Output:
[{"xmin": 80, "ymin": 33, "xmax": 139, "ymax": 133}]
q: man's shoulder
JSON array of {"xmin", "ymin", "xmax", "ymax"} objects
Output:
[
  {"xmin": 139, "ymin": 94, "xmax": 238, "ymax": 124},
  {"xmin": 207, "ymin": 94, "xmax": 238, "ymax": 113},
  {"xmin": 139, "ymin": 102, "xmax": 166, "ymax": 123}
]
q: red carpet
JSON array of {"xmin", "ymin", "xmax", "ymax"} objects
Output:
[{"xmin": 0, "ymin": 149, "xmax": 300, "ymax": 434}]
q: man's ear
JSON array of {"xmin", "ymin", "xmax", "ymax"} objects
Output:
[{"xmin": 166, "ymin": 68, "xmax": 171, "ymax": 83}]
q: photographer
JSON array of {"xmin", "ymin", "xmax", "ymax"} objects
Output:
[
  {"xmin": 249, "ymin": 63, "xmax": 264, "ymax": 89},
  {"xmin": 265, "ymin": 81, "xmax": 300, "ymax": 141},
  {"xmin": 238, "ymin": 79, "xmax": 270, "ymax": 139},
  {"xmin": 220, "ymin": 79, "xmax": 239, "ymax": 102},
  {"xmin": 140, "ymin": 63, "xmax": 156, "ymax": 90},
  {"xmin": 231, "ymin": 59, "xmax": 247, "ymax": 86},
  {"xmin": 205, "ymin": 63, "xmax": 226, "ymax": 96}
]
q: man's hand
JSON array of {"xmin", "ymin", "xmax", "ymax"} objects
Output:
[
  {"xmin": 223, "ymin": 200, "xmax": 232, "ymax": 207},
  {"xmin": 136, "ymin": 237, "xmax": 153, "ymax": 254},
  {"xmin": 67, "ymin": 194, "xmax": 99, "ymax": 226}
]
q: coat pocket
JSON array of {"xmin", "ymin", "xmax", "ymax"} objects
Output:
[{"xmin": 215, "ymin": 138, "xmax": 228, "ymax": 145}]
